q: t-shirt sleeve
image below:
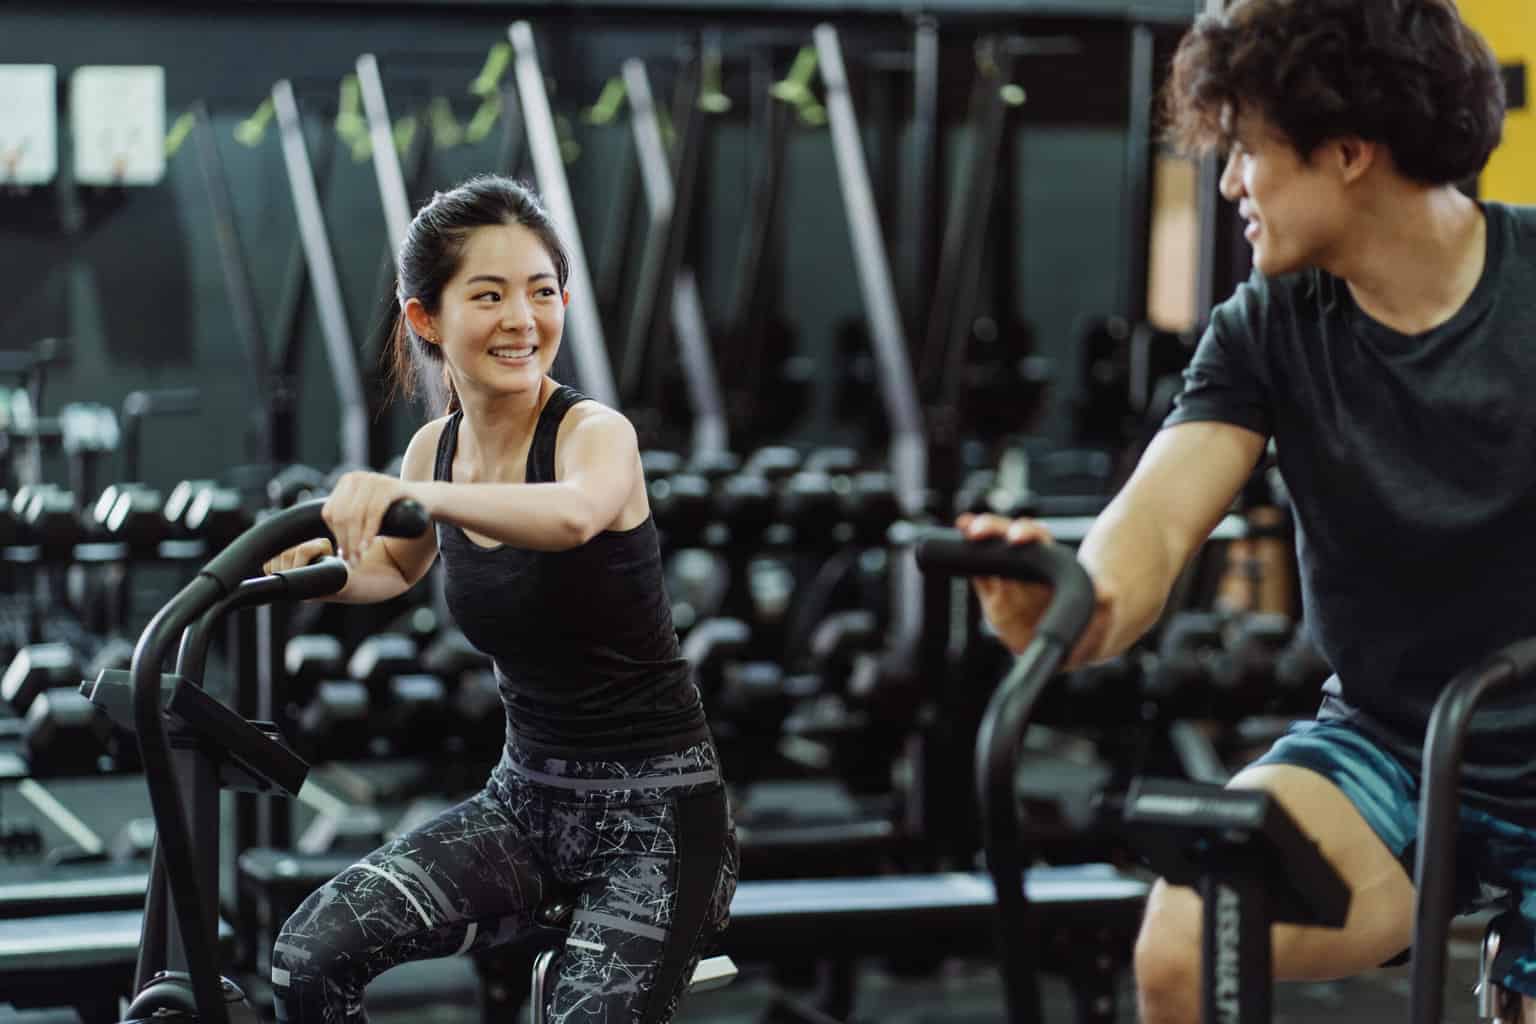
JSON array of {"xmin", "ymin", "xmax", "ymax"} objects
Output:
[{"xmin": 1161, "ymin": 271, "xmax": 1274, "ymax": 438}]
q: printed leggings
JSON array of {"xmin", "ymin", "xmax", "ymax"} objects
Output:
[{"xmin": 270, "ymin": 739, "xmax": 738, "ymax": 1024}]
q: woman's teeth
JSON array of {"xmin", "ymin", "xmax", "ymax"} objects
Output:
[{"xmin": 490, "ymin": 346, "xmax": 535, "ymax": 359}]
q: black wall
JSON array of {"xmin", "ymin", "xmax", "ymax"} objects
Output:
[{"xmin": 2, "ymin": 1, "xmax": 1181, "ymax": 494}]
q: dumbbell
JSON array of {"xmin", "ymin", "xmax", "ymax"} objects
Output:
[
  {"xmin": 93, "ymin": 483, "xmax": 169, "ymax": 550},
  {"xmin": 713, "ymin": 661, "xmax": 797, "ymax": 782},
  {"xmin": 681, "ymin": 618, "xmax": 751, "ymax": 702},
  {"xmin": 641, "ymin": 450, "xmax": 684, "ymax": 481},
  {"xmin": 421, "ymin": 630, "xmax": 501, "ymax": 753},
  {"xmin": 388, "ymin": 605, "xmax": 441, "ymax": 646},
  {"xmin": 715, "ymin": 475, "xmax": 776, "ymax": 548},
  {"xmin": 1144, "ymin": 611, "xmax": 1226, "ymax": 714},
  {"xmin": 268, "ymin": 464, "xmax": 328, "ymax": 509},
  {"xmin": 742, "ymin": 445, "xmax": 802, "ymax": 483},
  {"xmin": 0, "ymin": 491, "xmax": 20, "ymax": 547},
  {"xmin": 22, "ymin": 689, "xmax": 114, "ymax": 775},
  {"xmin": 1061, "ymin": 654, "xmax": 1141, "ymax": 725},
  {"xmin": 348, "ymin": 633, "xmax": 457, "ymax": 754},
  {"xmin": 295, "ymin": 681, "xmax": 373, "ymax": 762},
  {"xmin": 454, "ymin": 669, "xmax": 504, "ymax": 755},
  {"xmin": 348, "ymin": 634, "xmax": 420, "ymax": 698},
  {"xmin": 665, "ymin": 549, "xmax": 730, "ymax": 634},
  {"xmin": 2, "ymin": 643, "xmax": 81, "ymax": 716},
  {"xmin": 802, "ymin": 447, "xmax": 859, "ymax": 476},
  {"xmin": 649, "ymin": 473, "xmax": 714, "ymax": 543},
  {"xmin": 845, "ymin": 471, "xmax": 901, "ymax": 547},
  {"xmin": 686, "ymin": 450, "xmax": 741, "ymax": 483},
  {"xmin": 14, "ymin": 484, "xmax": 82, "ymax": 551},
  {"xmin": 953, "ymin": 469, "xmax": 997, "ymax": 517},
  {"xmin": 374, "ymin": 673, "xmax": 454, "ymax": 756},
  {"xmin": 779, "ymin": 471, "xmax": 845, "ymax": 549},
  {"xmin": 166, "ymin": 479, "xmax": 251, "ymax": 545},
  {"xmin": 164, "ymin": 479, "xmax": 216, "ymax": 536},
  {"xmin": 286, "ymin": 635, "xmax": 344, "ymax": 701},
  {"xmin": 1275, "ymin": 621, "xmax": 1332, "ymax": 709},
  {"xmin": 284, "ymin": 635, "xmax": 371, "ymax": 761},
  {"xmin": 1211, "ymin": 612, "xmax": 1295, "ymax": 714},
  {"xmin": 806, "ymin": 609, "xmax": 880, "ymax": 695},
  {"xmin": 86, "ymin": 637, "xmax": 135, "ymax": 677}
]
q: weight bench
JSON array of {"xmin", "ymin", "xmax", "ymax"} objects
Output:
[
  {"xmin": 719, "ymin": 865, "xmax": 1148, "ymax": 1021},
  {"xmin": 0, "ymin": 908, "xmax": 234, "ymax": 1021},
  {"xmin": 0, "ymin": 860, "xmax": 149, "ymax": 917},
  {"xmin": 240, "ymin": 848, "xmax": 1147, "ymax": 1022}
]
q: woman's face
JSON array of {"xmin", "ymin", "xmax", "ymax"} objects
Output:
[{"xmin": 420, "ymin": 222, "xmax": 567, "ymax": 400}]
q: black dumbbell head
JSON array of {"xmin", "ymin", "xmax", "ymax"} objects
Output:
[
  {"xmin": 347, "ymin": 634, "xmax": 420, "ymax": 689},
  {"xmin": 24, "ymin": 689, "xmax": 112, "ymax": 775},
  {"xmin": 2, "ymin": 643, "xmax": 82, "ymax": 715}
]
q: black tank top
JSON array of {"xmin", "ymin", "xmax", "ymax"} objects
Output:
[{"xmin": 432, "ymin": 386, "xmax": 708, "ymax": 757}]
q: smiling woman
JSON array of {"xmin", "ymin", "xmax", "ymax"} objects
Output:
[
  {"xmin": 258, "ymin": 175, "xmax": 737, "ymax": 1024},
  {"xmin": 387, "ymin": 175, "xmax": 572, "ymax": 416}
]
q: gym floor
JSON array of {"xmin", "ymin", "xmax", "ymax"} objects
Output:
[{"xmin": 0, "ymin": 930, "xmax": 1491, "ymax": 1023}]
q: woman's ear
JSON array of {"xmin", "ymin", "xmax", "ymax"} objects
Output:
[{"xmin": 403, "ymin": 297, "xmax": 439, "ymax": 344}]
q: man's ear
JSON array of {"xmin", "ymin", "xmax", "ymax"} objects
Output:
[
  {"xmin": 1334, "ymin": 136, "xmax": 1378, "ymax": 185},
  {"xmin": 403, "ymin": 297, "xmax": 438, "ymax": 344}
]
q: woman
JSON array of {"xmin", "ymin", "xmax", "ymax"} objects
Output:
[{"xmin": 264, "ymin": 174, "xmax": 737, "ymax": 1024}]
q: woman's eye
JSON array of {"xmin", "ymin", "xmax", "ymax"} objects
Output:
[{"xmin": 475, "ymin": 291, "xmax": 501, "ymax": 302}]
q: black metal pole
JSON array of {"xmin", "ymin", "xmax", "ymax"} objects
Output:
[
  {"xmin": 1410, "ymin": 650, "xmax": 1534, "ymax": 1024},
  {"xmin": 191, "ymin": 102, "xmax": 272, "ymax": 465}
]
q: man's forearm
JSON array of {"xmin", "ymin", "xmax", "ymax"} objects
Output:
[{"xmin": 1075, "ymin": 501, "xmax": 1184, "ymax": 662}]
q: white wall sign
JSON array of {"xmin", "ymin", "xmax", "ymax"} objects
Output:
[
  {"xmin": 71, "ymin": 65, "xmax": 166, "ymax": 186},
  {"xmin": 0, "ymin": 65, "xmax": 58, "ymax": 186}
]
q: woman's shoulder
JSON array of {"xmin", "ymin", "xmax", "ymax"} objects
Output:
[
  {"xmin": 555, "ymin": 392, "xmax": 635, "ymax": 441},
  {"xmin": 399, "ymin": 414, "xmax": 457, "ymax": 480}
]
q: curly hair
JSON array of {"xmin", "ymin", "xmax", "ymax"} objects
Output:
[{"xmin": 1162, "ymin": 0, "xmax": 1505, "ymax": 186}]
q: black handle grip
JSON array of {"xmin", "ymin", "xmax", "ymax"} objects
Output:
[
  {"xmin": 200, "ymin": 497, "xmax": 429, "ymax": 594},
  {"xmin": 914, "ymin": 527, "xmax": 1078, "ymax": 586},
  {"xmin": 271, "ymin": 558, "xmax": 349, "ymax": 601},
  {"xmin": 912, "ymin": 527, "xmax": 1097, "ymax": 651},
  {"xmin": 379, "ymin": 498, "xmax": 431, "ymax": 539}
]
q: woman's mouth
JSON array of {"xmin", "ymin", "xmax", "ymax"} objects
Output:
[{"xmin": 489, "ymin": 345, "xmax": 537, "ymax": 364}]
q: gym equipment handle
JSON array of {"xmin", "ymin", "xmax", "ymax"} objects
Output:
[
  {"xmin": 912, "ymin": 527, "xmax": 1096, "ymax": 649},
  {"xmin": 131, "ymin": 496, "xmax": 427, "ymax": 1024},
  {"xmin": 1411, "ymin": 634, "xmax": 1536, "ymax": 1024},
  {"xmin": 200, "ymin": 497, "xmax": 429, "ymax": 593},
  {"xmin": 270, "ymin": 557, "xmax": 350, "ymax": 602},
  {"xmin": 912, "ymin": 526, "xmax": 1098, "ymax": 1023}
]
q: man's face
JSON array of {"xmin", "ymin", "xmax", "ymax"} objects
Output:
[{"xmin": 1219, "ymin": 107, "xmax": 1348, "ymax": 277}]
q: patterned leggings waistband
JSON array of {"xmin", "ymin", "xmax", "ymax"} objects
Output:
[{"xmin": 495, "ymin": 738, "xmax": 723, "ymax": 794}]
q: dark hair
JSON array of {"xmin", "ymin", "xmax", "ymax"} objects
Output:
[
  {"xmin": 386, "ymin": 175, "xmax": 570, "ymax": 414},
  {"xmin": 1162, "ymin": 0, "xmax": 1504, "ymax": 186}
]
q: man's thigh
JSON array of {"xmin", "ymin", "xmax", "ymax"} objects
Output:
[{"xmin": 1141, "ymin": 762, "xmax": 1416, "ymax": 981}]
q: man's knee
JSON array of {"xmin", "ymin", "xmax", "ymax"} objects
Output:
[{"xmin": 1134, "ymin": 881, "xmax": 1202, "ymax": 1019}]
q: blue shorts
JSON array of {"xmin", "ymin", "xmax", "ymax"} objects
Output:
[{"xmin": 1250, "ymin": 716, "xmax": 1536, "ymax": 996}]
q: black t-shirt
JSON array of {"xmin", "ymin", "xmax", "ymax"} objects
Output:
[
  {"xmin": 1163, "ymin": 200, "xmax": 1536, "ymax": 822},
  {"xmin": 432, "ymin": 386, "xmax": 709, "ymax": 758}
]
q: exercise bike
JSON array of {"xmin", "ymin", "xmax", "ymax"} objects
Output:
[
  {"xmin": 86, "ymin": 497, "xmax": 429, "ymax": 1023},
  {"xmin": 912, "ymin": 527, "xmax": 1528, "ymax": 1023}
]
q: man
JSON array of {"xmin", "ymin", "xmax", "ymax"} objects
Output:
[{"xmin": 961, "ymin": 1, "xmax": 1536, "ymax": 1019}]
